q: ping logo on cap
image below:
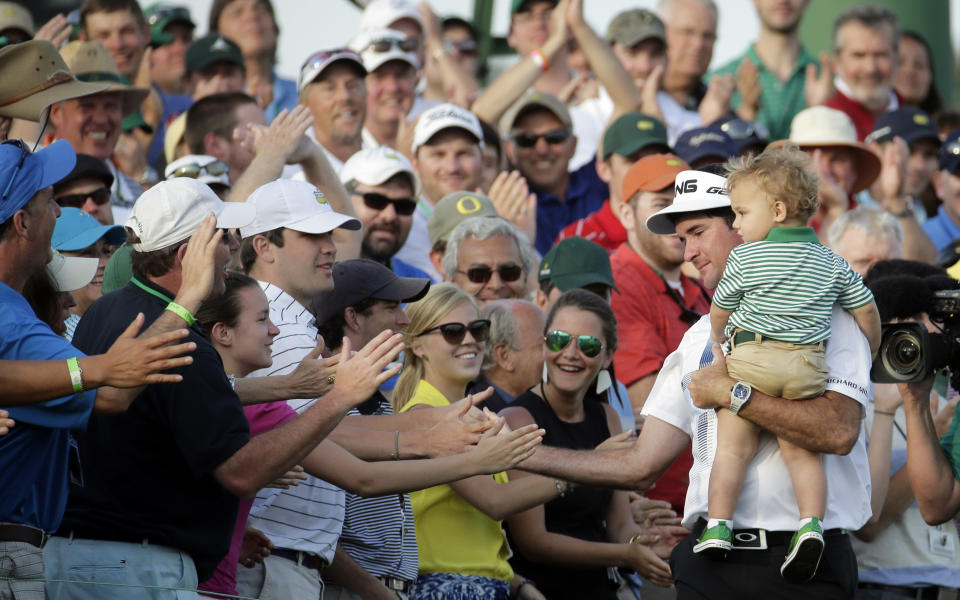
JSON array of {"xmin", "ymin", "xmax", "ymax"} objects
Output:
[
  {"xmin": 314, "ymin": 190, "xmax": 328, "ymax": 204},
  {"xmin": 678, "ymin": 179, "xmax": 727, "ymax": 195},
  {"xmin": 456, "ymin": 195, "xmax": 482, "ymax": 215},
  {"xmin": 637, "ymin": 120, "xmax": 653, "ymax": 130},
  {"xmin": 914, "ymin": 114, "xmax": 930, "ymax": 125}
]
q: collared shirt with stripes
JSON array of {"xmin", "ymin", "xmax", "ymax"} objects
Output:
[
  {"xmin": 340, "ymin": 396, "xmax": 419, "ymax": 582},
  {"xmin": 712, "ymin": 227, "xmax": 874, "ymax": 344},
  {"xmin": 245, "ymin": 281, "xmax": 345, "ymax": 565}
]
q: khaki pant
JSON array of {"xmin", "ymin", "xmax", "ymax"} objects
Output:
[{"xmin": 726, "ymin": 335, "xmax": 827, "ymax": 400}]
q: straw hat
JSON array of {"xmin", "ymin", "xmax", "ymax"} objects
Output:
[
  {"xmin": 59, "ymin": 41, "xmax": 149, "ymax": 117},
  {"xmin": 786, "ymin": 106, "xmax": 881, "ymax": 194},
  {"xmin": 0, "ymin": 40, "xmax": 109, "ymax": 121}
]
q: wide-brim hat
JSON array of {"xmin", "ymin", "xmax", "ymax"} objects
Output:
[
  {"xmin": 0, "ymin": 40, "xmax": 110, "ymax": 121},
  {"xmin": 59, "ymin": 41, "xmax": 150, "ymax": 117},
  {"xmin": 786, "ymin": 106, "xmax": 880, "ymax": 194}
]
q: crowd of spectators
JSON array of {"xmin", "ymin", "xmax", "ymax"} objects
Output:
[{"xmin": 2, "ymin": 0, "xmax": 960, "ymax": 599}]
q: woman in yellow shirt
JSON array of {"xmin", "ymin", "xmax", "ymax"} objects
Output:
[{"xmin": 395, "ymin": 284, "xmax": 563, "ymax": 600}]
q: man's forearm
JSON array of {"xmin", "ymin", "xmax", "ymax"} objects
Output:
[
  {"xmin": 324, "ymin": 544, "xmax": 393, "ymax": 599},
  {"xmin": 569, "ymin": 20, "xmax": 640, "ymax": 118},
  {"xmin": 738, "ymin": 390, "xmax": 861, "ymax": 454},
  {"xmin": 234, "ymin": 374, "xmax": 298, "ymax": 405},
  {"xmin": 903, "ymin": 392, "xmax": 960, "ymax": 524}
]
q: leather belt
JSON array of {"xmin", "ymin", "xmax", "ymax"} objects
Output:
[
  {"xmin": 858, "ymin": 582, "xmax": 941, "ymax": 600},
  {"xmin": 0, "ymin": 523, "xmax": 48, "ymax": 548},
  {"xmin": 730, "ymin": 329, "xmax": 824, "ymax": 349},
  {"xmin": 378, "ymin": 575, "xmax": 413, "ymax": 593},
  {"xmin": 271, "ymin": 547, "xmax": 327, "ymax": 571}
]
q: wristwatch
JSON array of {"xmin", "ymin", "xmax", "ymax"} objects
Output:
[{"xmin": 729, "ymin": 381, "xmax": 752, "ymax": 415}]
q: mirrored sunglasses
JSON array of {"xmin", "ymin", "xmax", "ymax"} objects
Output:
[
  {"xmin": 544, "ymin": 330, "xmax": 604, "ymax": 358},
  {"xmin": 366, "ymin": 37, "xmax": 418, "ymax": 54},
  {"xmin": 171, "ymin": 160, "xmax": 229, "ymax": 179}
]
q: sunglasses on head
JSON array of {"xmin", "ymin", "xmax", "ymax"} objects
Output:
[
  {"xmin": 302, "ymin": 48, "xmax": 360, "ymax": 71},
  {"xmin": 457, "ymin": 263, "xmax": 524, "ymax": 284},
  {"xmin": 367, "ymin": 37, "xmax": 418, "ymax": 54},
  {"xmin": 56, "ymin": 186, "xmax": 111, "ymax": 208},
  {"xmin": 357, "ymin": 192, "xmax": 416, "ymax": 216},
  {"xmin": 512, "ymin": 129, "xmax": 570, "ymax": 148},
  {"xmin": 445, "ymin": 39, "xmax": 478, "ymax": 55},
  {"xmin": 417, "ymin": 319, "xmax": 491, "ymax": 345},
  {"xmin": 171, "ymin": 160, "xmax": 229, "ymax": 179},
  {"xmin": 719, "ymin": 118, "xmax": 768, "ymax": 141},
  {"xmin": 544, "ymin": 330, "xmax": 604, "ymax": 358},
  {"xmin": 1, "ymin": 139, "xmax": 30, "ymax": 203}
]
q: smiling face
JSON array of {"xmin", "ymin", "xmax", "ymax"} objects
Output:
[
  {"xmin": 305, "ymin": 62, "xmax": 367, "ymax": 147},
  {"xmin": 54, "ymin": 176, "xmax": 114, "ymax": 225},
  {"xmin": 414, "ymin": 301, "xmax": 484, "ymax": 388},
  {"xmin": 833, "ymin": 20, "xmax": 896, "ymax": 112},
  {"xmin": 83, "ymin": 9, "xmax": 148, "ymax": 79},
  {"xmin": 222, "ymin": 285, "xmax": 279, "ymax": 375},
  {"xmin": 51, "ymin": 93, "xmax": 124, "ymax": 161},
  {"xmin": 365, "ymin": 61, "xmax": 417, "ymax": 130},
  {"xmin": 351, "ymin": 177, "xmax": 416, "ymax": 263},
  {"xmin": 413, "ymin": 129, "xmax": 483, "ymax": 204},
  {"xmin": 272, "ymin": 229, "xmax": 338, "ymax": 304},
  {"xmin": 543, "ymin": 306, "xmax": 610, "ymax": 397},
  {"xmin": 61, "ymin": 238, "xmax": 115, "ymax": 316},
  {"xmin": 354, "ymin": 299, "xmax": 410, "ymax": 347},
  {"xmin": 506, "ymin": 108, "xmax": 576, "ymax": 194},
  {"xmin": 451, "ymin": 235, "xmax": 527, "ymax": 304}
]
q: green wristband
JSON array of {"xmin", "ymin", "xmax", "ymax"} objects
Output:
[
  {"xmin": 67, "ymin": 357, "xmax": 83, "ymax": 393},
  {"xmin": 165, "ymin": 301, "xmax": 196, "ymax": 327}
]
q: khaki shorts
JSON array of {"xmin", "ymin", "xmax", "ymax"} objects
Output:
[{"xmin": 727, "ymin": 333, "xmax": 827, "ymax": 400}]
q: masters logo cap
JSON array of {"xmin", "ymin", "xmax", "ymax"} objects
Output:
[
  {"xmin": 645, "ymin": 169, "xmax": 730, "ymax": 235},
  {"xmin": 240, "ymin": 179, "xmax": 361, "ymax": 238},
  {"xmin": 602, "ymin": 111, "xmax": 669, "ymax": 159}
]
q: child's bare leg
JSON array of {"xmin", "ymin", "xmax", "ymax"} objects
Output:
[
  {"xmin": 708, "ymin": 409, "xmax": 760, "ymax": 519},
  {"xmin": 778, "ymin": 436, "xmax": 826, "ymax": 520}
]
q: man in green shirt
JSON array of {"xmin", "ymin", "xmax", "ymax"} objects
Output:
[{"xmin": 710, "ymin": 0, "xmax": 831, "ymax": 140}]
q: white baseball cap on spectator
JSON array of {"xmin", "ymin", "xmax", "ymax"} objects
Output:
[
  {"xmin": 48, "ymin": 249, "xmax": 98, "ymax": 292},
  {"xmin": 297, "ymin": 48, "xmax": 366, "ymax": 94},
  {"xmin": 350, "ymin": 28, "xmax": 419, "ymax": 73},
  {"xmin": 359, "ymin": 0, "xmax": 422, "ymax": 32},
  {"xmin": 340, "ymin": 146, "xmax": 422, "ymax": 197},
  {"xmin": 126, "ymin": 178, "xmax": 255, "ymax": 252},
  {"xmin": 411, "ymin": 103, "xmax": 483, "ymax": 154},
  {"xmin": 164, "ymin": 155, "xmax": 231, "ymax": 190},
  {"xmin": 240, "ymin": 179, "xmax": 361, "ymax": 238},
  {"xmin": 645, "ymin": 170, "xmax": 730, "ymax": 235}
]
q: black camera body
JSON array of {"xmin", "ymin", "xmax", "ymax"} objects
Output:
[{"xmin": 871, "ymin": 290, "xmax": 960, "ymax": 388}]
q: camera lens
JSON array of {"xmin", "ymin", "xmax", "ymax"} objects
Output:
[{"xmin": 881, "ymin": 330, "xmax": 923, "ymax": 379}]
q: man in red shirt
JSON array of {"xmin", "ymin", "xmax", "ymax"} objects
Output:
[{"xmin": 611, "ymin": 154, "xmax": 711, "ymax": 516}]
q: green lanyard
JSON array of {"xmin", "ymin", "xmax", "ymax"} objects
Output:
[{"xmin": 131, "ymin": 277, "xmax": 201, "ymax": 332}]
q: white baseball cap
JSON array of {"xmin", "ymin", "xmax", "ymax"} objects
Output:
[
  {"xmin": 411, "ymin": 103, "xmax": 483, "ymax": 154},
  {"xmin": 240, "ymin": 179, "xmax": 361, "ymax": 238},
  {"xmin": 48, "ymin": 249, "xmax": 98, "ymax": 292},
  {"xmin": 645, "ymin": 170, "xmax": 730, "ymax": 235},
  {"xmin": 340, "ymin": 146, "xmax": 422, "ymax": 197},
  {"xmin": 350, "ymin": 28, "xmax": 419, "ymax": 73},
  {"xmin": 359, "ymin": 0, "xmax": 422, "ymax": 33},
  {"xmin": 164, "ymin": 155, "xmax": 231, "ymax": 189},
  {"xmin": 126, "ymin": 178, "xmax": 256, "ymax": 252},
  {"xmin": 297, "ymin": 48, "xmax": 365, "ymax": 93}
]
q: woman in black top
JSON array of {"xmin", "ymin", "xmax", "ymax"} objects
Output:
[{"xmin": 502, "ymin": 290, "xmax": 675, "ymax": 599}]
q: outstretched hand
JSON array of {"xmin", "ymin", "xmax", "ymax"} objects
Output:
[
  {"xmin": 95, "ymin": 313, "xmax": 196, "ymax": 388},
  {"xmin": 330, "ymin": 331, "xmax": 404, "ymax": 409}
]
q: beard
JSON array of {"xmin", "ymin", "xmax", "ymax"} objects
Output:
[{"xmin": 361, "ymin": 223, "xmax": 403, "ymax": 264}]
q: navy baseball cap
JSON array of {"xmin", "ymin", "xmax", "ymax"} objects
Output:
[
  {"xmin": 52, "ymin": 207, "xmax": 126, "ymax": 251},
  {"xmin": 866, "ymin": 107, "xmax": 939, "ymax": 147},
  {"xmin": 940, "ymin": 128, "xmax": 960, "ymax": 173},
  {"xmin": 711, "ymin": 116, "xmax": 769, "ymax": 155},
  {"xmin": 312, "ymin": 259, "xmax": 430, "ymax": 325},
  {"xmin": 675, "ymin": 127, "xmax": 736, "ymax": 166},
  {"xmin": 0, "ymin": 139, "xmax": 75, "ymax": 224}
]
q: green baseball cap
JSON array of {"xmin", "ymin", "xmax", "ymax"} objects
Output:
[
  {"xmin": 102, "ymin": 243, "xmax": 133, "ymax": 294},
  {"xmin": 605, "ymin": 8, "xmax": 665, "ymax": 47},
  {"xmin": 122, "ymin": 112, "xmax": 153, "ymax": 134},
  {"xmin": 602, "ymin": 111, "xmax": 670, "ymax": 159},
  {"xmin": 539, "ymin": 237, "xmax": 618, "ymax": 292},
  {"xmin": 511, "ymin": 0, "xmax": 557, "ymax": 16},
  {"xmin": 186, "ymin": 33, "xmax": 244, "ymax": 73},
  {"xmin": 144, "ymin": 4, "xmax": 195, "ymax": 47},
  {"xmin": 428, "ymin": 191, "xmax": 498, "ymax": 247}
]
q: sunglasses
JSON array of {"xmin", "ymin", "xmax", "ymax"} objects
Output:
[
  {"xmin": 417, "ymin": 319, "xmax": 491, "ymax": 345},
  {"xmin": 445, "ymin": 39, "xmax": 478, "ymax": 55},
  {"xmin": 146, "ymin": 5, "xmax": 191, "ymax": 27},
  {"xmin": 56, "ymin": 186, "xmax": 111, "ymax": 209},
  {"xmin": 719, "ymin": 118, "xmax": 769, "ymax": 141},
  {"xmin": 512, "ymin": 129, "xmax": 570, "ymax": 148},
  {"xmin": 1, "ymin": 139, "xmax": 29, "ymax": 203},
  {"xmin": 170, "ymin": 160, "xmax": 229, "ymax": 179},
  {"xmin": 357, "ymin": 192, "xmax": 416, "ymax": 216},
  {"xmin": 366, "ymin": 37, "xmax": 418, "ymax": 54},
  {"xmin": 544, "ymin": 330, "xmax": 604, "ymax": 358},
  {"xmin": 456, "ymin": 263, "xmax": 524, "ymax": 284}
]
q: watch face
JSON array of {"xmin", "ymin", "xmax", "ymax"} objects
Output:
[{"xmin": 733, "ymin": 383, "xmax": 750, "ymax": 401}]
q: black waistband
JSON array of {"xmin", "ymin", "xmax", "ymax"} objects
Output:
[{"xmin": 692, "ymin": 518, "xmax": 846, "ymax": 547}]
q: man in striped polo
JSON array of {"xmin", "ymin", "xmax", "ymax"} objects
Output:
[{"xmin": 697, "ymin": 147, "xmax": 881, "ymax": 582}]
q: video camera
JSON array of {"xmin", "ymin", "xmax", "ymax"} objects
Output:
[{"xmin": 871, "ymin": 290, "xmax": 960, "ymax": 389}]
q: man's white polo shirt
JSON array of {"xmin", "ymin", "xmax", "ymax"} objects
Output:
[{"xmin": 641, "ymin": 306, "xmax": 873, "ymax": 532}]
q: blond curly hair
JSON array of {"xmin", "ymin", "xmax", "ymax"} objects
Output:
[{"xmin": 725, "ymin": 145, "xmax": 820, "ymax": 223}]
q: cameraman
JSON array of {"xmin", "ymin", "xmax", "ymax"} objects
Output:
[{"xmin": 853, "ymin": 266, "xmax": 960, "ymax": 598}]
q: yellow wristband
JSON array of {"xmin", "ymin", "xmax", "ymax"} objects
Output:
[
  {"xmin": 165, "ymin": 301, "xmax": 196, "ymax": 327},
  {"xmin": 67, "ymin": 357, "xmax": 84, "ymax": 393}
]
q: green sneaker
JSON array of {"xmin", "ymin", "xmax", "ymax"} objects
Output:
[
  {"xmin": 781, "ymin": 518, "xmax": 824, "ymax": 582},
  {"xmin": 693, "ymin": 522, "xmax": 732, "ymax": 557}
]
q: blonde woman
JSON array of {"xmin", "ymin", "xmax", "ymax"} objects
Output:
[{"xmin": 396, "ymin": 283, "xmax": 563, "ymax": 600}]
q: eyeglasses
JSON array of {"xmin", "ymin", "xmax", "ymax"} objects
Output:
[
  {"xmin": 512, "ymin": 129, "xmax": 570, "ymax": 148},
  {"xmin": 365, "ymin": 37, "xmax": 418, "ymax": 54},
  {"xmin": 417, "ymin": 319, "xmax": 491, "ymax": 345},
  {"xmin": 146, "ymin": 5, "xmax": 191, "ymax": 27},
  {"xmin": 170, "ymin": 160, "xmax": 229, "ymax": 180},
  {"xmin": 56, "ymin": 186, "xmax": 111, "ymax": 209},
  {"xmin": 357, "ymin": 192, "xmax": 417, "ymax": 216},
  {"xmin": 445, "ymin": 39, "xmax": 478, "ymax": 55},
  {"xmin": 719, "ymin": 118, "xmax": 769, "ymax": 141},
  {"xmin": 1, "ymin": 139, "xmax": 30, "ymax": 203},
  {"xmin": 456, "ymin": 263, "xmax": 524, "ymax": 284},
  {"xmin": 544, "ymin": 330, "xmax": 604, "ymax": 358}
]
